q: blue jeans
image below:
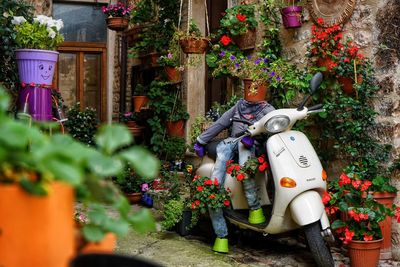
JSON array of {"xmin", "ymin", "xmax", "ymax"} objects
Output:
[{"xmin": 208, "ymin": 138, "xmax": 261, "ymax": 238}]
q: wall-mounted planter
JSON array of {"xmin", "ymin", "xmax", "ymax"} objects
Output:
[
  {"xmin": 232, "ymin": 30, "xmax": 256, "ymax": 50},
  {"xmin": 179, "ymin": 38, "xmax": 209, "ymax": 54},
  {"xmin": 281, "ymin": 6, "xmax": 303, "ymax": 29},
  {"xmin": 106, "ymin": 17, "xmax": 129, "ymax": 31}
]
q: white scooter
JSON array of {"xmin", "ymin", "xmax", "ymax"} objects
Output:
[{"xmin": 196, "ymin": 73, "xmax": 335, "ymax": 267}]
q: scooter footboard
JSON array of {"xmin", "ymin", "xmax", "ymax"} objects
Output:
[{"xmin": 290, "ymin": 191, "xmax": 327, "ymax": 227}]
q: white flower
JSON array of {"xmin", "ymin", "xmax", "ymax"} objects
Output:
[
  {"xmin": 55, "ymin": 19, "xmax": 64, "ymax": 31},
  {"xmin": 47, "ymin": 28, "xmax": 56, "ymax": 39},
  {"xmin": 3, "ymin": 12, "xmax": 9, "ymax": 18},
  {"xmin": 33, "ymin": 15, "xmax": 48, "ymax": 25},
  {"xmin": 11, "ymin": 16, "xmax": 27, "ymax": 25}
]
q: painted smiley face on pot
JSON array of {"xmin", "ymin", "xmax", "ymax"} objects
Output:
[{"xmin": 38, "ymin": 62, "xmax": 53, "ymax": 81}]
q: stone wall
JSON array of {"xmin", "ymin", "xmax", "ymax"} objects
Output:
[{"xmin": 281, "ymin": 0, "xmax": 399, "ymax": 259}]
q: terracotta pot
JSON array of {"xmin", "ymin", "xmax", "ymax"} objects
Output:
[
  {"xmin": 372, "ymin": 192, "xmax": 396, "ymax": 259},
  {"xmin": 164, "ymin": 66, "xmax": 182, "ymax": 83},
  {"xmin": 125, "ymin": 192, "xmax": 142, "ymax": 204},
  {"xmin": 337, "ymin": 75, "xmax": 363, "ymax": 95},
  {"xmin": 179, "ymin": 38, "xmax": 209, "ymax": 54},
  {"xmin": 242, "ymin": 78, "xmax": 268, "ymax": 102},
  {"xmin": 166, "ymin": 120, "xmax": 185, "ymax": 137},
  {"xmin": 106, "ymin": 17, "xmax": 129, "ymax": 31},
  {"xmin": 316, "ymin": 57, "xmax": 334, "ymax": 75},
  {"xmin": 0, "ymin": 182, "xmax": 75, "ymax": 267},
  {"xmin": 232, "ymin": 29, "xmax": 257, "ymax": 50},
  {"xmin": 80, "ymin": 233, "xmax": 117, "ymax": 254},
  {"xmin": 347, "ymin": 239, "xmax": 382, "ymax": 267},
  {"xmin": 148, "ymin": 52, "xmax": 159, "ymax": 67},
  {"xmin": 132, "ymin": 95, "xmax": 148, "ymax": 112}
]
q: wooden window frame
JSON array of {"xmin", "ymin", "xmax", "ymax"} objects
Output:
[{"xmin": 56, "ymin": 41, "xmax": 107, "ymax": 121}]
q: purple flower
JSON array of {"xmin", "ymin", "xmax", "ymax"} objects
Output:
[
  {"xmin": 255, "ymin": 58, "xmax": 261, "ymax": 65},
  {"xmin": 264, "ymin": 58, "xmax": 269, "ymax": 64},
  {"xmin": 269, "ymin": 71, "xmax": 276, "ymax": 77},
  {"xmin": 234, "ymin": 63, "xmax": 240, "ymax": 68},
  {"xmin": 229, "ymin": 55, "xmax": 236, "ymax": 61},
  {"xmin": 276, "ymin": 76, "xmax": 281, "ymax": 81},
  {"xmin": 219, "ymin": 51, "xmax": 225, "ymax": 57},
  {"xmin": 262, "ymin": 68, "xmax": 270, "ymax": 73},
  {"xmin": 167, "ymin": 53, "xmax": 173, "ymax": 59},
  {"xmin": 124, "ymin": 112, "xmax": 132, "ymax": 117}
]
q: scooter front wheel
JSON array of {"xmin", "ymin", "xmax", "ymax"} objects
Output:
[{"xmin": 303, "ymin": 221, "xmax": 334, "ymax": 267}]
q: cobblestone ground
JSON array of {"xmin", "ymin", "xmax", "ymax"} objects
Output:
[{"xmin": 115, "ymin": 211, "xmax": 400, "ymax": 267}]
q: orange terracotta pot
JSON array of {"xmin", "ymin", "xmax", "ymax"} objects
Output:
[
  {"xmin": 372, "ymin": 191, "xmax": 396, "ymax": 259},
  {"xmin": 337, "ymin": 75, "xmax": 363, "ymax": 95},
  {"xmin": 164, "ymin": 66, "xmax": 182, "ymax": 83},
  {"xmin": 0, "ymin": 182, "xmax": 75, "ymax": 267},
  {"xmin": 179, "ymin": 38, "xmax": 209, "ymax": 54},
  {"xmin": 166, "ymin": 120, "xmax": 185, "ymax": 137},
  {"xmin": 347, "ymin": 239, "xmax": 382, "ymax": 267},
  {"xmin": 80, "ymin": 233, "xmax": 117, "ymax": 254},
  {"xmin": 232, "ymin": 29, "xmax": 256, "ymax": 50},
  {"xmin": 106, "ymin": 17, "xmax": 129, "ymax": 31},
  {"xmin": 125, "ymin": 192, "xmax": 142, "ymax": 204},
  {"xmin": 132, "ymin": 95, "xmax": 148, "ymax": 112},
  {"xmin": 242, "ymin": 78, "xmax": 268, "ymax": 102}
]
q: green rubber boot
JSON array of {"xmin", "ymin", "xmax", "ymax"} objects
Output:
[
  {"xmin": 212, "ymin": 237, "xmax": 229, "ymax": 253},
  {"xmin": 248, "ymin": 208, "xmax": 266, "ymax": 224}
]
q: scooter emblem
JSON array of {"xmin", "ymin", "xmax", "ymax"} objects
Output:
[{"xmin": 290, "ymin": 136, "xmax": 295, "ymax": 141}]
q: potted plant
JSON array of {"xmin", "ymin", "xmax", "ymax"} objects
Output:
[
  {"xmin": 308, "ymin": 18, "xmax": 342, "ymax": 74},
  {"xmin": 64, "ymin": 103, "xmax": 99, "ymax": 146},
  {"xmin": 12, "ymin": 15, "xmax": 64, "ymax": 121},
  {"xmin": 219, "ymin": 3, "xmax": 258, "ymax": 50},
  {"xmin": 119, "ymin": 111, "xmax": 144, "ymax": 137},
  {"xmin": 166, "ymin": 104, "xmax": 189, "ymax": 137},
  {"xmin": 0, "ymin": 86, "xmax": 159, "ymax": 267},
  {"xmin": 325, "ymin": 169, "xmax": 399, "ymax": 267},
  {"xmin": 279, "ymin": 0, "xmax": 304, "ymax": 29},
  {"xmin": 102, "ymin": 2, "xmax": 134, "ymax": 31},
  {"xmin": 114, "ymin": 165, "xmax": 145, "ymax": 204},
  {"xmin": 214, "ymin": 51, "xmax": 282, "ymax": 101},
  {"xmin": 332, "ymin": 38, "xmax": 365, "ymax": 95},
  {"xmin": 132, "ymin": 84, "xmax": 148, "ymax": 112},
  {"xmin": 178, "ymin": 20, "xmax": 209, "ymax": 54},
  {"xmin": 158, "ymin": 52, "xmax": 184, "ymax": 83}
]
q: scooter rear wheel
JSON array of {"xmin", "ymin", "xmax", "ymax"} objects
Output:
[{"xmin": 303, "ymin": 221, "xmax": 334, "ymax": 267}]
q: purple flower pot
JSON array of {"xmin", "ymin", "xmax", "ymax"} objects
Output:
[
  {"xmin": 16, "ymin": 49, "xmax": 59, "ymax": 121},
  {"xmin": 281, "ymin": 6, "xmax": 303, "ymax": 29},
  {"xmin": 15, "ymin": 49, "xmax": 59, "ymax": 86},
  {"xmin": 19, "ymin": 86, "xmax": 53, "ymax": 121}
]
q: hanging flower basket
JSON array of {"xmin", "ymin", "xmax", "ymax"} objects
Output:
[
  {"xmin": 106, "ymin": 17, "xmax": 129, "ymax": 31},
  {"xmin": 281, "ymin": 6, "xmax": 302, "ymax": 29},
  {"xmin": 232, "ymin": 29, "xmax": 256, "ymax": 50},
  {"xmin": 179, "ymin": 38, "xmax": 209, "ymax": 54},
  {"xmin": 164, "ymin": 66, "xmax": 182, "ymax": 83}
]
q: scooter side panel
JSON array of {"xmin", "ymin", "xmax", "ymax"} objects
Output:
[{"xmin": 289, "ymin": 191, "xmax": 325, "ymax": 226}]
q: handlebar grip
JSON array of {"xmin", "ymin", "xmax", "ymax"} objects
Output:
[{"xmin": 308, "ymin": 104, "xmax": 323, "ymax": 111}]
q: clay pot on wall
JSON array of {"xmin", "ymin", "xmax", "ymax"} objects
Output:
[
  {"xmin": 281, "ymin": 6, "xmax": 302, "ymax": 29},
  {"xmin": 242, "ymin": 78, "xmax": 268, "ymax": 102},
  {"xmin": 337, "ymin": 75, "xmax": 363, "ymax": 95},
  {"xmin": 232, "ymin": 30, "xmax": 256, "ymax": 50},
  {"xmin": 106, "ymin": 17, "xmax": 129, "ymax": 31},
  {"xmin": 166, "ymin": 120, "xmax": 185, "ymax": 137},
  {"xmin": 164, "ymin": 66, "xmax": 182, "ymax": 83},
  {"xmin": 179, "ymin": 38, "xmax": 209, "ymax": 54},
  {"xmin": 132, "ymin": 95, "xmax": 149, "ymax": 112}
]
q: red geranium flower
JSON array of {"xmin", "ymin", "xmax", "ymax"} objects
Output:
[
  {"xmin": 204, "ymin": 179, "xmax": 213, "ymax": 186},
  {"xmin": 220, "ymin": 35, "xmax": 231, "ymax": 46},
  {"xmin": 224, "ymin": 199, "xmax": 230, "ymax": 206},
  {"xmin": 236, "ymin": 13, "xmax": 246, "ymax": 22},
  {"xmin": 236, "ymin": 173, "xmax": 246, "ymax": 181},
  {"xmin": 196, "ymin": 186, "xmax": 203, "ymax": 192},
  {"xmin": 258, "ymin": 162, "xmax": 268, "ymax": 172},
  {"xmin": 214, "ymin": 178, "xmax": 219, "ymax": 186},
  {"xmin": 322, "ymin": 191, "xmax": 331, "ymax": 205},
  {"xmin": 209, "ymin": 194, "xmax": 216, "ymax": 199}
]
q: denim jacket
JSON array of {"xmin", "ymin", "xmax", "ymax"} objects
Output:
[{"xmin": 197, "ymin": 99, "xmax": 275, "ymax": 145}]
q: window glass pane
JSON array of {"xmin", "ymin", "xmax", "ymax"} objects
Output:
[
  {"xmin": 83, "ymin": 54, "xmax": 101, "ymax": 117},
  {"xmin": 58, "ymin": 53, "xmax": 77, "ymax": 109},
  {"xmin": 53, "ymin": 3, "xmax": 107, "ymax": 42}
]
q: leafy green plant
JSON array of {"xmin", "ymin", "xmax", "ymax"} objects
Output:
[
  {"xmin": 0, "ymin": 0, "xmax": 33, "ymax": 94},
  {"xmin": 64, "ymin": 103, "xmax": 99, "ymax": 146},
  {"xmin": 160, "ymin": 136, "xmax": 187, "ymax": 161},
  {"xmin": 161, "ymin": 198, "xmax": 185, "ymax": 230},
  {"xmin": 12, "ymin": 15, "xmax": 64, "ymax": 50},
  {"xmin": 119, "ymin": 112, "xmax": 137, "ymax": 124},
  {"xmin": 133, "ymin": 84, "xmax": 147, "ymax": 96},
  {"xmin": 114, "ymin": 165, "xmax": 144, "ymax": 194},
  {"xmin": 0, "ymin": 85, "xmax": 160, "ymax": 242},
  {"xmin": 220, "ymin": 4, "xmax": 257, "ymax": 36},
  {"xmin": 168, "ymin": 104, "xmax": 189, "ymax": 122}
]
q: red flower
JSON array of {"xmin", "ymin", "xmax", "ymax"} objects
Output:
[
  {"xmin": 195, "ymin": 200, "xmax": 200, "ymax": 206},
  {"xmin": 234, "ymin": 165, "xmax": 241, "ymax": 171},
  {"xmin": 363, "ymin": 234, "xmax": 373, "ymax": 241},
  {"xmin": 317, "ymin": 18, "xmax": 324, "ymax": 25},
  {"xmin": 214, "ymin": 178, "xmax": 219, "ymax": 186},
  {"xmin": 191, "ymin": 202, "xmax": 197, "ymax": 209},
  {"xmin": 361, "ymin": 180, "xmax": 372, "ymax": 191},
  {"xmin": 223, "ymin": 199, "xmax": 230, "ymax": 206},
  {"xmin": 204, "ymin": 179, "xmax": 213, "ymax": 186},
  {"xmin": 220, "ymin": 35, "xmax": 232, "ymax": 46},
  {"xmin": 343, "ymin": 228, "xmax": 355, "ymax": 244},
  {"xmin": 351, "ymin": 180, "xmax": 362, "ymax": 190},
  {"xmin": 339, "ymin": 172, "xmax": 351, "ymax": 186},
  {"xmin": 226, "ymin": 165, "xmax": 234, "ymax": 174},
  {"xmin": 359, "ymin": 213, "xmax": 369, "ymax": 220},
  {"xmin": 258, "ymin": 156, "xmax": 265, "ymax": 163},
  {"xmin": 226, "ymin": 160, "xmax": 234, "ymax": 166},
  {"xmin": 209, "ymin": 194, "xmax": 216, "ymax": 199},
  {"xmin": 21, "ymin": 82, "xmax": 26, "ymax": 87},
  {"xmin": 258, "ymin": 162, "xmax": 268, "ymax": 172},
  {"xmin": 197, "ymin": 186, "xmax": 203, "ymax": 192},
  {"xmin": 395, "ymin": 207, "xmax": 400, "ymax": 223},
  {"xmin": 236, "ymin": 13, "xmax": 246, "ymax": 22},
  {"xmin": 192, "ymin": 175, "xmax": 200, "ymax": 182},
  {"xmin": 322, "ymin": 191, "xmax": 331, "ymax": 205},
  {"xmin": 29, "ymin": 82, "xmax": 35, "ymax": 87},
  {"xmin": 236, "ymin": 173, "xmax": 246, "ymax": 181}
]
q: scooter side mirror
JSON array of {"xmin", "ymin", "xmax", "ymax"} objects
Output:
[
  {"xmin": 297, "ymin": 72, "xmax": 323, "ymax": 111},
  {"xmin": 309, "ymin": 72, "xmax": 323, "ymax": 95}
]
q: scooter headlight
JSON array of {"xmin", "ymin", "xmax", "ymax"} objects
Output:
[{"xmin": 265, "ymin": 115, "xmax": 290, "ymax": 133}]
